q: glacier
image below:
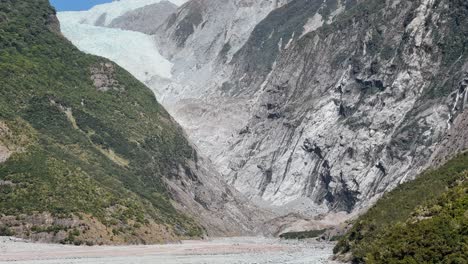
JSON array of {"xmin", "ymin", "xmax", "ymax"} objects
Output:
[{"xmin": 58, "ymin": 16, "xmax": 173, "ymax": 82}]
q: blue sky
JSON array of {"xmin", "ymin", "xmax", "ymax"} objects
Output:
[{"xmin": 50, "ymin": 0, "xmax": 113, "ymax": 11}]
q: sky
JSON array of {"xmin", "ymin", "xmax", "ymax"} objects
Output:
[{"xmin": 50, "ymin": 0, "xmax": 113, "ymax": 11}]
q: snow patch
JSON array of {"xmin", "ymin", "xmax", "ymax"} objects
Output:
[
  {"xmin": 284, "ymin": 32, "xmax": 295, "ymax": 50},
  {"xmin": 301, "ymin": 13, "xmax": 323, "ymax": 37}
]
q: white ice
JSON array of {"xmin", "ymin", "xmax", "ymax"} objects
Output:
[{"xmin": 58, "ymin": 14, "xmax": 173, "ymax": 81}]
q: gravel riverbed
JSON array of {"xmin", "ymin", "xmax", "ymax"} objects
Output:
[{"xmin": 0, "ymin": 237, "xmax": 338, "ymax": 264}]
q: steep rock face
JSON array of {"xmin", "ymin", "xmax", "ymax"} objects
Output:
[
  {"xmin": 221, "ymin": 0, "xmax": 468, "ymax": 212},
  {"xmin": 156, "ymin": 0, "xmax": 291, "ymax": 61},
  {"xmin": 229, "ymin": 0, "xmax": 351, "ymax": 94},
  {"xmin": 165, "ymin": 155, "xmax": 274, "ymax": 236},
  {"xmin": 431, "ymin": 67, "xmax": 468, "ymax": 166},
  {"xmin": 108, "ymin": 1, "xmax": 178, "ymax": 34},
  {"xmin": 153, "ymin": 0, "xmax": 293, "ymax": 100},
  {"xmin": 0, "ymin": 0, "xmax": 268, "ymax": 244},
  {"xmin": 152, "ymin": 0, "xmax": 293, "ymax": 168},
  {"xmin": 153, "ymin": 0, "xmax": 468, "ymax": 214}
]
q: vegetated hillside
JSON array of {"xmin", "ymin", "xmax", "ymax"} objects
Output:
[
  {"xmin": 0, "ymin": 0, "xmax": 260, "ymax": 245},
  {"xmin": 334, "ymin": 152, "xmax": 468, "ymax": 263}
]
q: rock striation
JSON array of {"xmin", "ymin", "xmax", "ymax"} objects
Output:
[{"xmin": 153, "ymin": 0, "xmax": 468, "ymax": 214}]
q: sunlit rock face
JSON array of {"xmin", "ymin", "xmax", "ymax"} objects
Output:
[
  {"xmin": 108, "ymin": 1, "xmax": 178, "ymax": 34},
  {"xmin": 154, "ymin": 0, "xmax": 468, "ymax": 215},
  {"xmin": 152, "ymin": 0, "xmax": 296, "ymax": 183}
]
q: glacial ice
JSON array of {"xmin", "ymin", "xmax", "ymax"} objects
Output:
[{"xmin": 58, "ymin": 14, "xmax": 173, "ymax": 82}]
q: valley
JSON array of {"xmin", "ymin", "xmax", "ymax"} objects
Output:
[
  {"xmin": 57, "ymin": 0, "xmax": 468, "ymax": 216},
  {"xmin": 0, "ymin": 0, "xmax": 466, "ymax": 263}
]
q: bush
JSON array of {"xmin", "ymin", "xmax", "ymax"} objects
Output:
[
  {"xmin": 0, "ymin": 226, "xmax": 14, "ymax": 236},
  {"xmin": 280, "ymin": 229, "xmax": 327, "ymax": 240},
  {"xmin": 335, "ymin": 153, "xmax": 468, "ymax": 263}
]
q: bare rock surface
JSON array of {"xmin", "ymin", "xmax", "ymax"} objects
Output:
[
  {"xmin": 164, "ymin": 153, "xmax": 276, "ymax": 237},
  {"xmin": 108, "ymin": 1, "xmax": 178, "ymax": 34},
  {"xmin": 90, "ymin": 62, "xmax": 122, "ymax": 92},
  {"xmin": 0, "ymin": 122, "xmax": 11, "ymax": 163},
  {"xmin": 153, "ymin": 0, "xmax": 468, "ymax": 215},
  {"xmin": 0, "ymin": 145, "xmax": 10, "ymax": 164}
]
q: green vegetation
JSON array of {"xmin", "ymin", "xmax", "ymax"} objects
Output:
[
  {"xmin": 334, "ymin": 153, "xmax": 468, "ymax": 263},
  {"xmin": 0, "ymin": 225, "xmax": 14, "ymax": 236},
  {"xmin": 279, "ymin": 229, "xmax": 326, "ymax": 240},
  {"xmin": 0, "ymin": 0, "xmax": 203, "ymax": 242}
]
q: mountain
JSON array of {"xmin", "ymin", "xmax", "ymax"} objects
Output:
[
  {"xmin": 151, "ymin": 0, "xmax": 468, "ymax": 215},
  {"xmin": 0, "ymin": 0, "xmax": 269, "ymax": 245},
  {"xmin": 222, "ymin": 0, "xmax": 468, "ymax": 212},
  {"xmin": 57, "ymin": 0, "xmax": 467, "ymax": 231}
]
